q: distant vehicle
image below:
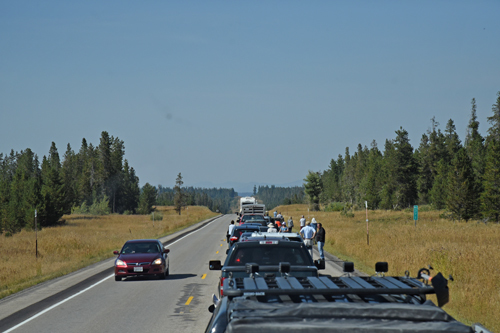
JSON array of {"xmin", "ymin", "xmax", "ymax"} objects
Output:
[
  {"xmin": 227, "ymin": 224, "xmax": 262, "ymax": 249},
  {"xmin": 243, "ymin": 223, "xmax": 269, "ymax": 232},
  {"xmin": 205, "ymin": 262, "xmax": 492, "ymax": 333},
  {"xmin": 113, "ymin": 239, "xmax": 170, "ymax": 281},
  {"xmin": 240, "ymin": 203, "xmax": 265, "ymax": 216},
  {"xmin": 247, "ymin": 232, "xmax": 304, "ymax": 243},
  {"xmin": 209, "ymin": 239, "xmax": 324, "ymax": 297},
  {"xmin": 239, "ymin": 214, "xmax": 267, "ymax": 226},
  {"xmin": 239, "ymin": 196, "xmax": 256, "ymax": 213}
]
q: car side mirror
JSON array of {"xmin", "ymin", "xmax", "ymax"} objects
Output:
[
  {"xmin": 164, "ymin": 249, "xmax": 170, "ymax": 254},
  {"xmin": 113, "ymin": 251, "xmax": 119, "ymax": 255},
  {"xmin": 314, "ymin": 259, "xmax": 325, "ymax": 270},
  {"xmin": 208, "ymin": 304, "xmax": 215, "ymax": 313},
  {"xmin": 209, "ymin": 260, "xmax": 222, "ymax": 270}
]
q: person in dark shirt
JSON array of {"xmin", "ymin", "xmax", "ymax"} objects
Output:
[{"xmin": 315, "ymin": 223, "xmax": 326, "ymax": 260}]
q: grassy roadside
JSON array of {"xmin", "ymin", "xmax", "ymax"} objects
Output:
[
  {"xmin": 275, "ymin": 204, "xmax": 499, "ymax": 332},
  {"xmin": 0, "ymin": 206, "xmax": 218, "ymax": 300}
]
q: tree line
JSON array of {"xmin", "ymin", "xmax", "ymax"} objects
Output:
[
  {"xmin": 155, "ymin": 183, "xmax": 238, "ymax": 214},
  {"xmin": 255, "ymin": 185, "xmax": 305, "ymax": 210},
  {"xmin": 0, "ymin": 131, "xmax": 141, "ymax": 235},
  {"xmin": 304, "ymin": 92, "xmax": 500, "ymax": 223}
]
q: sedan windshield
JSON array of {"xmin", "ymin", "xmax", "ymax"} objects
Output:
[
  {"xmin": 242, "ymin": 215, "xmax": 265, "ymax": 222},
  {"xmin": 121, "ymin": 242, "xmax": 161, "ymax": 254},
  {"xmin": 229, "ymin": 246, "xmax": 311, "ymax": 266}
]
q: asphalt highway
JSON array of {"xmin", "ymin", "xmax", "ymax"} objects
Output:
[{"xmin": 0, "ymin": 214, "xmax": 355, "ymax": 333}]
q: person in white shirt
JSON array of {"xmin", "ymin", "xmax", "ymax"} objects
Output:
[
  {"xmin": 300, "ymin": 221, "xmax": 316, "ymax": 258},
  {"xmin": 267, "ymin": 223, "xmax": 278, "ymax": 233},
  {"xmin": 227, "ymin": 220, "xmax": 236, "ymax": 242},
  {"xmin": 299, "ymin": 215, "xmax": 306, "ymax": 230}
]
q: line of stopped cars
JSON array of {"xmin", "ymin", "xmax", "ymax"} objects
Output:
[{"xmin": 206, "ymin": 215, "xmax": 492, "ymax": 332}]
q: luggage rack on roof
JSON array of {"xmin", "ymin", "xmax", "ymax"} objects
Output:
[{"xmin": 223, "ymin": 261, "xmax": 450, "ymax": 307}]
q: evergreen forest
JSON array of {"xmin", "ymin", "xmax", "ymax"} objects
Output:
[
  {"xmin": 0, "ymin": 132, "xmax": 141, "ymax": 235},
  {"xmin": 310, "ymin": 93, "xmax": 500, "ymax": 222},
  {"xmin": 156, "ymin": 185, "xmax": 238, "ymax": 214},
  {"xmin": 255, "ymin": 185, "xmax": 305, "ymax": 210}
]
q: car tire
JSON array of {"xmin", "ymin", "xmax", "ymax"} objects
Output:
[{"xmin": 115, "ymin": 276, "xmax": 121, "ymax": 282}]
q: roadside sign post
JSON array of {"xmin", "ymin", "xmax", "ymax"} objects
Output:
[
  {"xmin": 35, "ymin": 209, "xmax": 38, "ymax": 258},
  {"xmin": 365, "ymin": 201, "xmax": 369, "ymax": 245},
  {"xmin": 413, "ymin": 205, "xmax": 418, "ymax": 227}
]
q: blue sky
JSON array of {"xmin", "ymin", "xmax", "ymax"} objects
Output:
[{"xmin": 1, "ymin": 1, "xmax": 499, "ymax": 192}]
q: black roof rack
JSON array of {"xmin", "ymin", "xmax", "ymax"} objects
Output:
[{"xmin": 223, "ymin": 266, "xmax": 450, "ymax": 307}]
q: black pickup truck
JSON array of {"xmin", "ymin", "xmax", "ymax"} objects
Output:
[
  {"xmin": 209, "ymin": 239, "xmax": 325, "ymax": 297},
  {"xmin": 205, "ymin": 262, "xmax": 492, "ymax": 333}
]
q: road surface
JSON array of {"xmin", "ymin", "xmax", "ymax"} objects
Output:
[{"xmin": 0, "ymin": 214, "xmax": 356, "ymax": 333}]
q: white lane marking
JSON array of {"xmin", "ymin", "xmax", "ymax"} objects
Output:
[
  {"xmin": 2, "ymin": 275, "xmax": 112, "ymax": 333},
  {"xmin": 3, "ymin": 216, "xmax": 222, "ymax": 333}
]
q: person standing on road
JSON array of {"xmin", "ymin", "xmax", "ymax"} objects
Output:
[
  {"xmin": 287, "ymin": 216, "xmax": 294, "ymax": 233},
  {"xmin": 227, "ymin": 220, "xmax": 236, "ymax": 242},
  {"xmin": 273, "ymin": 210, "xmax": 277, "ymax": 218},
  {"xmin": 315, "ymin": 223, "xmax": 325, "ymax": 260},
  {"xmin": 311, "ymin": 217, "xmax": 317, "ymax": 231},
  {"xmin": 299, "ymin": 215, "xmax": 306, "ymax": 230},
  {"xmin": 300, "ymin": 221, "xmax": 316, "ymax": 258}
]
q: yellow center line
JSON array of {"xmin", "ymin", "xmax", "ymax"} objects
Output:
[
  {"xmin": 185, "ymin": 296, "xmax": 194, "ymax": 305},
  {"xmin": 216, "ymin": 251, "xmax": 219, "ymax": 254},
  {"xmin": 201, "ymin": 274, "xmax": 207, "ymax": 279},
  {"xmin": 220, "ymin": 244, "xmax": 223, "ymax": 246}
]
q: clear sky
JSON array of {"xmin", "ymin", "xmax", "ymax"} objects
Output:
[{"xmin": 1, "ymin": 1, "xmax": 499, "ymax": 192}]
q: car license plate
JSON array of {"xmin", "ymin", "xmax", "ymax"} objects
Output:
[{"xmin": 134, "ymin": 266, "xmax": 143, "ymax": 272}]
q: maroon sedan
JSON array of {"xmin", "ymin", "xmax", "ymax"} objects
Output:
[{"xmin": 113, "ymin": 239, "xmax": 170, "ymax": 281}]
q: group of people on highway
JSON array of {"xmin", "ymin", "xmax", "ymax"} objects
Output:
[
  {"xmin": 231, "ymin": 213, "xmax": 326, "ymax": 261},
  {"xmin": 297, "ymin": 216, "xmax": 326, "ymax": 260}
]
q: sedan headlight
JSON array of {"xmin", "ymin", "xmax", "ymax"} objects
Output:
[
  {"xmin": 115, "ymin": 259, "xmax": 127, "ymax": 267},
  {"xmin": 152, "ymin": 258, "xmax": 163, "ymax": 265}
]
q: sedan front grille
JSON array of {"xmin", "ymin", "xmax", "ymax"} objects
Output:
[{"xmin": 127, "ymin": 262, "xmax": 150, "ymax": 266}]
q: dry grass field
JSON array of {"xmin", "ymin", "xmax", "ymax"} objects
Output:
[
  {"xmin": 0, "ymin": 206, "xmax": 218, "ymax": 300},
  {"xmin": 276, "ymin": 204, "xmax": 499, "ymax": 332}
]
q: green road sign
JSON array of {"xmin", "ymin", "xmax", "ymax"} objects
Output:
[{"xmin": 413, "ymin": 205, "xmax": 418, "ymax": 220}]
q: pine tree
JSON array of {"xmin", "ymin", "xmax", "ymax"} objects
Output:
[
  {"xmin": 379, "ymin": 139, "xmax": 398, "ymax": 209},
  {"xmin": 137, "ymin": 183, "xmax": 157, "ymax": 215},
  {"xmin": 341, "ymin": 147, "xmax": 356, "ymax": 204},
  {"xmin": 39, "ymin": 143, "xmax": 65, "ymax": 227},
  {"xmin": 5, "ymin": 150, "xmax": 40, "ymax": 233},
  {"xmin": 464, "ymin": 98, "xmax": 485, "ymax": 201},
  {"xmin": 174, "ymin": 173, "xmax": 185, "ymax": 215},
  {"xmin": 61, "ymin": 143, "xmax": 79, "ymax": 213},
  {"xmin": 393, "ymin": 127, "xmax": 418, "ymax": 208},
  {"xmin": 304, "ymin": 171, "xmax": 322, "ymax": 211},
  {"xmin": 429, "ymin": 160, "xmax": 448, "ymax": 210},
  {"xmin": 416, "ymin": 133, "xmax": 433, "ymax": 204},
  {"xmin": 481, "ymin": 92, "xmax": 500, "ymax": 222},
  {"xmin": 362, "ymin": 140, "xmax": 382, "ymax": 209},
  {"xmin": 120, "ymin": 160, "xmax": 140, "ymax": 213},
  {"xmin": 446, "ymin": 148, "xmax": 479, "ymax": 222}
]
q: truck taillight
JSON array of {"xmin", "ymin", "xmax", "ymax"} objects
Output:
[
  {"xmin": 230, "ymin": 236, "xmax": 238, "ymax": 242},
  {"xmin": 220, "ymin": 277, "xmax": 226, "ymax": 297}
]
